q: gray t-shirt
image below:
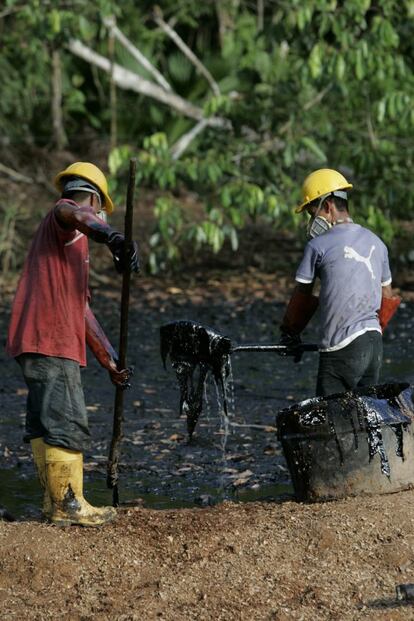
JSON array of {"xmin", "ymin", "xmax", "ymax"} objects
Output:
[{"xmin": 296, "ymin": 223, "xmax": 392, "ymax": 351}]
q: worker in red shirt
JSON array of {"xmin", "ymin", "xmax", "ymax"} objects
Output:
[{"xmin": 6, "ymin": 162, "xmax": 139, "ymax": 527}]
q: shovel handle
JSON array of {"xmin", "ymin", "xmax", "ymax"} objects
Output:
[{"xmin": 231, "ymin": 343, "xmax": 318, "ymax": 353}]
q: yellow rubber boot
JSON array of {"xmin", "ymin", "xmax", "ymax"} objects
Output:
[
  {"xmin": 30, "ymin": 438, "xmax": 52, "ymax": 518},
  {"xmin": 45, "ymin": 444, "xmax": 117, "ymax": 527}
]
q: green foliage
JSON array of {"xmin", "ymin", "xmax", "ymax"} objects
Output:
[
  {"xmin": 109, "ymin": 129, "xmax": 287, "ymax": 271},
  {"xmin": 361, "ymin": 205, "xmax": 396, "ymax": 246},
  {"xmin": 0, "ymin": 0, "xmax": 118, "ymax": 142},
  {"xmin": 2, "ymin": 0, "xmax": 414, "ymax": 271}
]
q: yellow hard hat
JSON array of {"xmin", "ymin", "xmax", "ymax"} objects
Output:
[
  {"xmin": 296, "ymin": 168, "xmax": 353, "ymax": 213},
  {"xmin": 54, "ymin": 162, "xmax": 114, "ymax": 214}
]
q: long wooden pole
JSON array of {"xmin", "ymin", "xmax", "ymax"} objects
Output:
[{"xmin": 107, "ymin": 158, "xmax": 136, "ymax": 506}]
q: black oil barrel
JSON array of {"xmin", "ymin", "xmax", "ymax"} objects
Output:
[{"xmin": 276, "ymin": 383, "xmax": 414, "ymax": 502}]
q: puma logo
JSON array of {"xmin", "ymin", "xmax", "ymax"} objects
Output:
[{"xmin": 344, "ymin": 245, "xmax": 376, "ymax": 279}]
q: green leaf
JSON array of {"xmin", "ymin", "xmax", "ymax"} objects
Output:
[
  {"xmin": 168, "ymin": 52, "xmax": 193, "ymax": 83},
  {"xmin": 49, "ymin": 9, "xmax": 61, "ymax": 34},
  {"xmin": 355, "ymin": 48, "xmax": 364, "ymax": 80},
  {"xmin": 301, "ymin": 137, "xmax": 327, "ymax": 162},
  {"xmin": 377, "ymin": 99, "xmax": 386, "ymax": 123},
  {"xmin": 335, "ymin": 55, "xmax": 346, "ymax": 80},
  {"xmin": 108, "ymin": 145, "xmax": 133, "ymax": 175},
  {"xmin": 309, "ymin": 44, "xmax": 322, "ymax": 79}
]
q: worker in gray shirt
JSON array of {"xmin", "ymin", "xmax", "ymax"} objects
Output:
[{"xmin": 280, "ymin": 168, "xmax": 401, "ymax": 396}]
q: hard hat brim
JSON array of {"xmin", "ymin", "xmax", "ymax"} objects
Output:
[{"xmin": 295, "ymin": 182, "xmax": 353, "ymax": 213}]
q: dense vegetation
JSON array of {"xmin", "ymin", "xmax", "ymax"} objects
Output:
[{"xmin": 1, "ymin": 0, "xmax": 413, "ymax": 271}]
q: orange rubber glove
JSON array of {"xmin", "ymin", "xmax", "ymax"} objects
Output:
[{"xmin": 379, "ymin": 296, "xmax": 401, "ymax": 332}]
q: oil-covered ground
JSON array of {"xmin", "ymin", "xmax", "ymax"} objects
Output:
[
  {"xmin": 2, "ymin": 262, "xmax": 414, "ymax": 619},
  {"xmin": 1, "ymin": 269, "xmax": 413, "ymax": 518},
  {"xmin": 0, "ymin": 270, "xmax": 315, "ymax": 517}
]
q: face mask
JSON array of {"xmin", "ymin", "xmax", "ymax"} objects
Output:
[
  {"xmin": 307, "ymin": 215, "xmax": 332, "ymax": 239},
  {"xmin": 306, "ymin": 192, "xmax": 333, "ymax": 239}
]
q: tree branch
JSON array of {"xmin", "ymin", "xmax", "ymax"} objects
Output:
[
  {"xmin": 367, "ymin": 111, "xmax": 378, "ymax": 150},
  {"xmin": 303, "ymin": 84, "xmax": 332, "ymax": 111},
  {"xmin": 153, "ymin": 7, "xmax": 221, "ymax": 97},
  {"xmin": 171, "ymin": 119, "xmax": 209, "ymax": 159},
  {"xmin": 0, "ymin": 6, "xmax": 23, "ymax": 19},
  {"xmin": 67, "ymin": 39, "xmax": 231, "ymax": 129},
  {"xmin": 0, "ymin": 163, "xmax": 33, "ymax": 184},
  {"xmin": 102, "ymin": 16, "xmax": 173, "ymax": 93}
]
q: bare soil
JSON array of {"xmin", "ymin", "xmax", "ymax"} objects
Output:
[
  {"xmin": 2, "ymin": 491, "xmax": 414, "ymax": 620},
  {"xmin": 2, "ymin": 148, "xmax": 414, "ymax": 620}
]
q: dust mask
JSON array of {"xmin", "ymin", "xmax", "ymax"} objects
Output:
[
  {"xmin": 306, "ymin": 194, "xmax": 332, "ymax": 239},
  {"xmin": 307, "ymin": 215, "xmax": 332, "ymax": 239}
]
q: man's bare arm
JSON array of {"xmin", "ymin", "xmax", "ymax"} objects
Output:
[
  {"xmin": 85, "ymin": 304, "xmax": 132, "ymax": 389},
  {"xmin": 381, "ymin": 284, "xmax": 393, "ymax": 299}
]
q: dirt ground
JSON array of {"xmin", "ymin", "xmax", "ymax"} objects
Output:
[
  {"xmin": 2, "ymin": 149, "xmax": 414, "ymax": 619},
  {"xmin": 2, "ymin": 491, "xmax": 414, "ymax": 620}
]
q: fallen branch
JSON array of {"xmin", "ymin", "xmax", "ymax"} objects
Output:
[
  {"xmin": 67, "ymin": 39, "xmax": 231, "ymax": 129},
  {"xmin": 103, "ymin": 16, "xmax": 173, "ymax": 93},
  {"xmin": 171, "ymin": 118, "xmax": 209, "ymax": 159},
  {"xmin": 0, "ymin": 163, "xmax": 33, "ymax": 184},
  {"xmin": 153, "ymin": 8, "xmax": 221, "ymax": 96}
]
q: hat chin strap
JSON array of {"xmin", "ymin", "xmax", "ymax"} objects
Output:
[
  {"xmin": 97, "ymin": 211, "xmax": 107, "ymax": 223},
  {"xmin": 306, "ymin": 191, "xmax": 351, "ymax": 239}
]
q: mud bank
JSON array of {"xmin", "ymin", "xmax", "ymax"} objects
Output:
[{"xmin": 2, "ymin": 491, "xmax": 414, "ymax": 620}]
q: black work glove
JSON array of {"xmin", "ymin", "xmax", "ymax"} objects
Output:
[
  {"xmin": 279, "ymin": 330, "xmax": 303, "ymax": 363},
  {"xmin": 107, "ymin": 232, "xmax": 140, "ymax": 274}
]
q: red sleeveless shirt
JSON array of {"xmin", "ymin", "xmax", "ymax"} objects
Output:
[{"xmin": 6, "ymin": 203, "xmax": 90, "ymax": 366}]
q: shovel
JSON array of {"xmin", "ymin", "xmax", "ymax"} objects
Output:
[
  {"xmin": 160, "ymin": 319, "xmax": 318, "ymax": 367},
  {"xmin": 160, "ymin": 320, "xmax": 318, "ymax": 438}
]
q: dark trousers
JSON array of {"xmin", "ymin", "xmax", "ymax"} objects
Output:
[
  {"xmin": 316, "ymin": 330, "xmax": 383, "ymax": 397},
  {"xmin": 17, "ymin": 353, "xmax": 90, "ymax": 452}
]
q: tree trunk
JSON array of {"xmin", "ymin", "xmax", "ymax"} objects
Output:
[
  {"xmin": 257, "ymin": 0, "xmax": 264, "ymax": 32},
  {"xmin": 107, "ymin": 16, "xmax": 117, "ymax": 151},
  {"xmin": 215, "ymin": 0, "xmax": 240, "ymax": 48},
  {"xmin": 51, "ymin": 48, "xmax": 67, "ymax": 150}
]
